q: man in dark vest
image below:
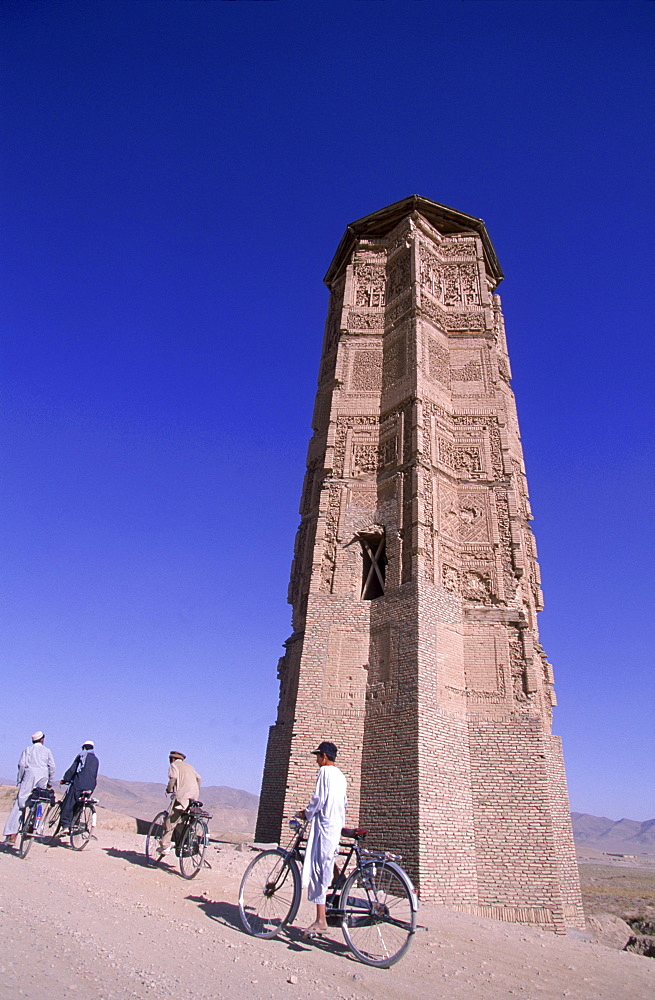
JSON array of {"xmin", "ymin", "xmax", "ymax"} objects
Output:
[{"xmin": 60, "ymin": 740, "xmax": 99, "ymax": 833}]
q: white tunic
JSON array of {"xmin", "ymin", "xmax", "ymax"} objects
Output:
[
  {"xmin": 302, "ymin": 765, "xmax": 348, "ymax": 905},
  {"xmin": 3, "ymin": 743, "xmax": 56, "ymax": 837}
]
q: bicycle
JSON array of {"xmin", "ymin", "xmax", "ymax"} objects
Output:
[
  {"xmin": 16, "ymin": 786, "xmax": 56, "ymax": 858},
  {"xmin": 46, "ymin": 790, "xmax": 98, "ymax": 851},
  {"xmin": 238, "ymin": 819, "xmax": 419, "ymax": 968},
  {"xmin": 145, "ymin": 798, "xmax": 211, "ymax": 879}
]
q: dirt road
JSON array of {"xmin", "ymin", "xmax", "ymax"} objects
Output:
[{"xmin": 1, "ymin": 825, "xmax": 653, "ymax": 1000}]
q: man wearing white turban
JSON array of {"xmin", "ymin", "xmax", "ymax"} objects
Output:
[{"xmin": 3, "ymin": 732, "xmax": 55, "ymax": 846}]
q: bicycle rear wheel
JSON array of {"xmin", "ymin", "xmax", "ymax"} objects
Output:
[
  {"xmin": 70, "ymin": 805, "xmax": 94, "ymax": 851},
  {"xmin": 18, "ymin": 806, "xmax": 36, "ymax": 858},
  {"xmin": 340, "ymin": 861, "xmax": 416, "ymax": 968},
  {"xmin": 145, "ymin": 810, "xmax": 168, "ymax": 866},
  {"xmin": 238, "ymin": 849, "xmax": 301, "ymax": 938},
  {"xmin": 178, "ymin": 818, "xmax": 208, "ymax": 879},
  {"xmin": 46, "ymin": 802, "xmax": 62, "ymax": 845}
]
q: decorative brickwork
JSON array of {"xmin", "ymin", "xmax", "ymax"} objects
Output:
[{"xmin": 255, "ymin": 196, "xmax": 584, "ymax": 931}]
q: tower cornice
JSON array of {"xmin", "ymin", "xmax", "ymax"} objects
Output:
[{"xmin": 324, "ymin": 194, "xmax": 504, "ymax": 289}]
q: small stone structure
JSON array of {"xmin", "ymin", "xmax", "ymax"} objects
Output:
[{"xmin": 256, "ymin": 196, "xmax": 584, "ymax": 931}]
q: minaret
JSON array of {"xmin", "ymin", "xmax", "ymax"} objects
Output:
[{"xmin": 256, "ymin": 196, "xmax": 584, "ymax": 931}]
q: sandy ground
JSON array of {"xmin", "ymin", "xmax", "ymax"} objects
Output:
[{"xmin": 1, "ymin": 823, "xmax": 654, "ymax": 1000}]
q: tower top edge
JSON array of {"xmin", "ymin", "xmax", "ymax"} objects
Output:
[{"xmin": 323, "ymin": 194, "xmax": 504, "ymax": 288}]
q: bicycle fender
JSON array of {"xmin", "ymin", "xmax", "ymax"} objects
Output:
[{"xmin": 362, "ymin": 860, "xmax": 420, "ymax": 912}]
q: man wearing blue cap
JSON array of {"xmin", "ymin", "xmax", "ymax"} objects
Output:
[{"xmin": 296, "ymin": 740, "xmax": 348, "ymax": 937}]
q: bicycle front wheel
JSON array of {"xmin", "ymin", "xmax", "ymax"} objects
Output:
[
  {"xmin": 70, "ymin": 805, "xmax": 94, "ymax": 851},
  {"xmin": 340, "ymin": 861, "xmax": 416, "ymax": 968},
  {"xmin": 238, "ymin": 849, "xmax": 301, "ymax": 938},
  {"xmin": 18, "ymin": 806, "xmax": 36, "ymax": 858},
  {"xmin": 178, "ymin": 819, "xmax": 208, "ymax": 879},
  {"xmin": 145, "ymin": 810, "xmax": 168, "ymax": 866}
]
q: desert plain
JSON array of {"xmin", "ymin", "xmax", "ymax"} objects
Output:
[{"xmin": 1, "ymin": 783, "xmax": 654, "ymax": 1000}]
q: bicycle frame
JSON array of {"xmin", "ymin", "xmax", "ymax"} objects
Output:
[{"xmin": 282, "ymin": 819, "xmax": 416, "ymax": 918}]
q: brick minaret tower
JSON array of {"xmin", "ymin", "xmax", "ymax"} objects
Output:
[{"xmin": 256, "ymin": 196, "xmax": 584, "ymax": 931}]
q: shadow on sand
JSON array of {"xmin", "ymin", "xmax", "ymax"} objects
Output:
[
  {"xmin": 185, "ymin": 893, "xmax": 353, "ymax": 960},
  {"xmin": 103, "ymin": 846, "xmax": 160, "ymax": 870}
]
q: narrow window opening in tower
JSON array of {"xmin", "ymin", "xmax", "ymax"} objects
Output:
[{"xmin": 359, "ymin": 532, "xmax": 387, "ymax": 600}]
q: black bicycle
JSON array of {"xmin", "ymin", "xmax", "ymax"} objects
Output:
[
  {"xmin": 145, "ymin": 798, "xmax": 211, "ymax": 879},
  {"xmin": 46, "ymin": 789, "xmax": 98, "ymax": 851},
  {"xmin": 238, "ymin": 820, "xmax": 419, "ymax": 968},
  {"xmin": 16, "ymin": 786, "xmax": 56, "ymax": 858}
]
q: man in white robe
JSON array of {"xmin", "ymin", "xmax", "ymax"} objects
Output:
[
  {"xmin": 297, "ymin": 740, "xmax": 347, "ymax": 936},
  {"xmin": 3, "ymin": 731, "xmax": 56, "ymax": 845}
]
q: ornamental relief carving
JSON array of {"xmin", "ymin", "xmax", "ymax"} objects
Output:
[
  {"xmin": 438, "ymin": 484, "xmax": 460, "ymax": 539},
  {"xmin": 439, "ymin": 237, "xmax": 478, "ymax": 258},
  {"xmin": 419, "ymin": 245, "xmax": 481, "ymax": 306},
  {"xmin": 386, "ymin": 221, "xmax": 414, "ymax": 258},
  {"xmin": 462, "ymin": 569, "xmax": 494, "ymax": 604},
  {"xmin": 349, "ymin": 484, "xmax": 377, "ymax": 511},
  {"xmin": 423, "ymin": 470, "xmax": 435, "ymax": 582},
  {"xmin": 347, "ymin": 312, "xmax": 385, "ymax": 331},
  {"xmin": 420, "ymin": 294, "xmax": 486, "ymax": 332},
  {"xmin": 386, "ymin": 249, "xmax": 411, "ymax": 303},
  {"xmin": 379, "ymin": 435, "xmax": 398, "ymax": 468},
  {"xmin": 494, "ymin": 489, "xmax": 517, "ymax": 602},
  {"xmin": 333, "ymin": 415, "xmax": 379, "ymax": 478},
  {"xmin": 383, "ymin": 332, "xmax": 407, "ymax": 386},
  {"xmin": 385, "ymin": 293, "xmax": 412, "ymax": 328},
  {"xmin": 350, "ymin": 349, "xmax": 382, "ymax": 392},
  {"xmin": 351, "ymin": 443, "xmax": 378, "ymax": 477},
  {"xmin": 319, "ymin": 485, "xmax": 342, "ymax": 593},
  {"xmin": 452, "ymin": 414, "xmax": 504, "ymax": 481},
  {"xmin": 354, "ymin": 262, "xmax": 386, "ymax": 309},
  {"xmin": 457, "ymin": 495, "xmax": 490, "ymax": 543},
  {"xmin": 452, "ymin": 359, "xmax": 484, "ymax": 382},
  {"xmin": 508, "ymin": 626, "xmax": 529, "ymax": 703},
  {"xmin": 442, "ymin": 564, "xmax": 460, "ymax": 593},
  {"xmin": 427, "ymin": 338, "xmax": 450, "ymax": 387},
  {"xmin": 438, "ymin": 439, "xmax": 483, "ymax": 476},
  {"xmin": 422, "ymin": 398, "xmax": 450, "ymax": 426}
]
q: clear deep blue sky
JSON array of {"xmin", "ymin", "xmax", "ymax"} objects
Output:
[{"xmin": 2, "ymin": 1, "xmax": 653, "ymax": 820}]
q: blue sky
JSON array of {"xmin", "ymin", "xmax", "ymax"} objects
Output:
[{"xmin": 1, "ymin": 1, "xmax": 653, "ymax": 820}]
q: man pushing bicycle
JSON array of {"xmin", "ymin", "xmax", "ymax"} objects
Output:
[
  {"xmin": 158, "ymin": 750, "xmax": 201, "ymax": 858},
  {"xmin": 296, "ymin": 740, "xmax": 348, "ymax": 938}
]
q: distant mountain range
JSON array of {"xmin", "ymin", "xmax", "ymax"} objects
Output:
[
  {"xmin": 571, "ymin": 813, "xmax": 655, "ymax": 855},
  {"xmin": 92, "ymin": 775, "xmax": 258, "ymax": 837},
  {"xmin": 1, "ymin": 775, "xmax": 652, "ymax": 854},
  {"xmin": 1, "ymin": 774, "xmax": 258, "ymax": 839}
]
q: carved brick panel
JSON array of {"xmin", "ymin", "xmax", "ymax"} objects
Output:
[
  {"xmin": 354, "ymin": 262, "xmax": 386, "ymax": 309},
  {"xmin": 383, "ymin": 329, "xmax": 407, "ymax": 386},
  {"xmin": 419, "ymin": 245, "xmax": 481, "ymax": 306},
  {"xmin": 386, "ymin": 249, "xmax": 411, "ymax": 303},
  {"xmin": 427, "ymin": 337, "xmax": 450, "ymax": 387},
  {"xmin": 350, "ymin": 349, "xmax": 383, "ymax": 392},
  {"xmin": 347, "ymin": 311, "xmax": 385, "ymax": 331}
]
